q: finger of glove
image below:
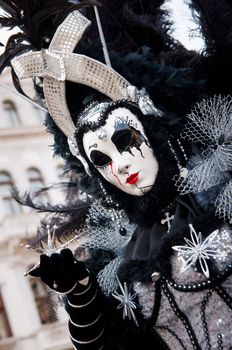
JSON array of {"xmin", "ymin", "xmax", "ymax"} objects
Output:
[
  {"xmin": 60, "ymin": 248, "xmax": 74, "ymax": 264},
  {"xmin": 60, "ymin": 249, "xmax": 75, "ymax": 272},
  {"xmin": 60, "ymin": 249, "xmax": 75, "ymax": 286},
  {"xmin": 28, "ymin": 266, "xmax": 40, "ymax": 277},
  {"xmin": 74, "ymin": 260, "xmax": 88, "ymax": 281},
  {"xmin": 60, "ymin": 249, "xmax": 87, "ymax": 281},
  {"xmin": 50, "ymin": 253, "xmax": 64, "ymax": 286},
  {"xmin": 40, "ymin": 255, "xmax": 52, "ymax": 287}
]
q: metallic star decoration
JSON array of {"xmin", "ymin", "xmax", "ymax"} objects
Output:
[
  {"xmin": 172, "ymin": 224, "xmax": 226, "ymax": 278},
  {"xmin": 112, "ymin": 276, "xmax": 138, "ymax": 327},
  {"xmin": 21, "ymin": 224, "xmax": 78, "ymax": 276}
]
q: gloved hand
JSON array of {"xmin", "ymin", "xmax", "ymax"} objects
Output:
[{"xmin": 29, "ymin": 249, "xmax": 88, "ymax": 294}]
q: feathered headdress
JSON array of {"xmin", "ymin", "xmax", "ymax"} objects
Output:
[
  {"xmin": 8, "ymin": 7, "xmax": 163, "ymax": 175},
  {"xmin": 0, "ymin": 0, "xmax": 207, "ymax": 165}
]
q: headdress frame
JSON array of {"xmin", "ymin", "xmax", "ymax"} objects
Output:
[{"xmin": 11, "ymin": 10, "xmax": 159, "ymax": 175}]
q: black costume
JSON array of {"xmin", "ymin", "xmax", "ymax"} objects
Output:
[{"xmin": 0, "ymin": 1, "xmax": 232, "ymax": 349}]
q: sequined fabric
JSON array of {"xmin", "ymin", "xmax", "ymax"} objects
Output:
[
  {"xmin": 11, "ymin": 10, "xmax": 130, "ymax": 142},
  {"xmin": 133, "ymin": 228, "xmax": 232, "ymax": 350}
]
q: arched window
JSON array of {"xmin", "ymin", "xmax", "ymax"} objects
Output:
[
  {"xmin": 0, "ymin": 291, "xmax": 12, "ymax": 339},
  {"xmin": 0, "ymin": 171, "xmax": 21, "ymax": 215},
  {"xmin": 2, "ymin": 100, "xmax": 21, "ymax": 127},
  {"xmin": 29, "ymin": 277, "xmax": 57, "ymax": 324},
  {"xmin": 28, "ymin": 168, "xmax": 45, "ymax": 188},
  {"xmin": 27, "ymin": 168, "xmax": 48, "ymax": 202}
]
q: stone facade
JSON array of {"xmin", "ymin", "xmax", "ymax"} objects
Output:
[{"xmin": 0, "ymin": 69, "xmax": 73, "ymax": 350}]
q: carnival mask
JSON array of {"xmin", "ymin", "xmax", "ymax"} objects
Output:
[{"xmin": 83, "ymin": 107, "xmax": 159, "ymax": 196}]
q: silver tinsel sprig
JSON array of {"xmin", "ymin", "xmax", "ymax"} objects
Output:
[
  {"xmin": 175, "ymin": 96, "xmax": 232, "ymax": 221},
  {"xmin": 182, "ymin": 95, "xmax": 232, "ymax": 146},
  {"xmin": 215, "ymin": 180, "xmax": 232, "ymax": 222},
  {"xmin": 76, "ymin": 200, "xmax": 136, "ymax": 297},
  {"xmin": 78, "ymin": 199, "xmax": 135, "ymax": 254},
  {"xmin": 175, "ymin": 152, "xmax": 228, "ymax": 194},
  {"xmin": 22, "ymin": 225, "xmax": 78, "ymax": 276},
  {"xmin": 97, "ymin": 256, "xmax": 125, "ymax": 296}
]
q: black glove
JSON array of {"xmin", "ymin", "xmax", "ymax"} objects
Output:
[{"xmin": 29, "ymin": 249, "xmax": 88, "ymax": 293}]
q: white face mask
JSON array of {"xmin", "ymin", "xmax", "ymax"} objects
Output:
[{"xmin": 83, "ymin": 107, "xmax": 159, "ymax": 196}]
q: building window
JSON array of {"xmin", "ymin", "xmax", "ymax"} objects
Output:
[
  {"xmin": 0, "ymin": 292, "xmax": 12, "ymax": 339},
  {"xmin": 30, "ymin": 278, "xmax": 57, "ymax": 324},
  {"xmin": 27, "ymin": 168, "xmax": 48, "ymax": 202},
  {"xmin": 33, "ymin": 105, "xmax": 45, "ymax": 125},
  {"xmin": 57, "ymin": 164, "xmax": 68, "ymax": 182},
  {"xmin": 0, "ymin": 171, "xmax": 21, "ymax": 215},
  {"xmin": 3, "ymin": 100, "xmax": 21, "ymax": 127}
]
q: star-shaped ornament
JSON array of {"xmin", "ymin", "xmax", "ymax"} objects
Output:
[
  {"xmin": 112, "ymin": 277, "xmax": 138, "ymax": 326},
  {"xmin": 172, "ymin": 224, "xmax": 226, "ymax": 278},
  {"xmin": 21, "ymin": 225, "xmax": 78, "ymax": 276}
]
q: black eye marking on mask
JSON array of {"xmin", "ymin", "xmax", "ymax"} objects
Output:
[
  {"xmin": 112, "ymin": 125, "xmax": 150, "ymax": 157},
  {"xmin": 90, "ymin": 150, "xmax": 111, "ymax": 168}
]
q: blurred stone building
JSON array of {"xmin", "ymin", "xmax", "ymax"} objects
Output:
[{"xmin": 0, "ymin": 69, "xmax": 73, "ymax": 350}]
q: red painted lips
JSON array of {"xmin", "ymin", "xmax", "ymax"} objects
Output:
[{"xmin": 126, "ymin": 172, "xmax": 139, "ymax": 185}]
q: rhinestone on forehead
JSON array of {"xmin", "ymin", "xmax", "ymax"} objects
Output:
[{"xmin": 96, "ymin": 128, "xmax": 107, "ymax": 140}]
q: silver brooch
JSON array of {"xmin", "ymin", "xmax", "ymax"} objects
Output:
[
  {"xmin": 112, "ymin": 277, "xmax": 138, "ymax": 326},
  {"xmin": 96, "ymin": 128, "xmax": 107, "ymax": 140},
  {"xmin": 172, "ymin": 224, "xmax": 226, "ymax": 278}
]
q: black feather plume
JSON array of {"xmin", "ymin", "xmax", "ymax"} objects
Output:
[
  {"xmin": 12, "ymin": 186, "xmax": 90, "ymax": 215},
  {"xmin": 186, "ymin": 0, "xmax": 232, "ymax": 95}
]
